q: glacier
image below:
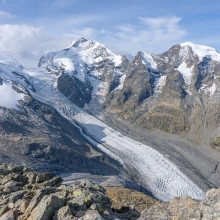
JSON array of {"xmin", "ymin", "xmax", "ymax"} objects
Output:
[{"xmin": 22, "ymin": 67, "xmax": 206, "ymax": 201}]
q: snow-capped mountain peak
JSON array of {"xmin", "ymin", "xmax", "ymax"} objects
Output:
[
  {"xmin": 180, "ymin": 42, "xmax": 220, "ymax": 62},
  {"xmin": 38, "ymin": 38, "xmax": 126, "ymax": 115},
  {"xmin": 39, "ymin": 37, "xmax": 123, "ymax": 74},
  {"xmin": 67, "ymin": 37, "xmax": 88, "ymax": 48}
]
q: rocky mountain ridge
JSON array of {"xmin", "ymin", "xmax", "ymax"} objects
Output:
[{"xmin": 39, "ymin": 38, "xmax": 220, "ymax": 148}]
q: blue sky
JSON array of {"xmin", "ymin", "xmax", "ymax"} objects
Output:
[{"xmin": 0, "ymin": 0, "xmax": 220, "ymax": 65}]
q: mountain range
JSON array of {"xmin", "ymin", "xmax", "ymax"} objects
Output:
[{"xmin": 0, "ymin": 38, "xmax": 220, "ymax": 201}]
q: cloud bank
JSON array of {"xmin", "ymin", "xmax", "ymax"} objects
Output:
[{"xmin": 0, "ymin": 16, "xmax": 187, "ymax": 66}]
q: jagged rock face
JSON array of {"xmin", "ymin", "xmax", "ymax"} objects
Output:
[
  {"xmin": 57, "ymin": 73, "xmax": 92, "ymax": 108},
  {"xmin": 39, "ymin": 38, "xmax": 128, "ymax": 115},
  {"xmin": 106, "ymin": 52, "xmax": 154, "ymax": 122},
  {"xmin": 105, "ymin": 42, "xmax": 220, "ymax": 147},
  {"xmin": 38, "ymin": 39, "xmax": 220, "ymax": 147}
]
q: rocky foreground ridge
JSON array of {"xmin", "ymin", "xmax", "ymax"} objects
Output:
[
  {"xmin": 0, "ymin": 164, "xmax": 155, "ymax": 220},
  {"xmin": 0, "ymin": 164, "xmax": 219, "ymax": 220}
]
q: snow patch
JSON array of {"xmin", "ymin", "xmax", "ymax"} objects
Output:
[
  {"xmin": 141, "ymin": 52, "xmax": 157, "ymax": 70},
  {"xmin": 201, "ymin": 83, "xmax": 216, "ymax": 96},
  {"xmin": 177, "ymin": 61, "xmax": 194, "ymax": 85},
  {"xmin": 181, "ymin": 42, "xmax": 220, "ymax": 62},
  {"xmin": 54, "ymin": 58, "xmax": 75, "ymax": 73},
  {"xmin": 186, "ymin": 90, "xmax": 192, "ymax": 96},
  {"xmin": 117, "ymin": 74, "xmax": 126, "ymax": 90},
  {"xmin": 154, "ymin": 75, "xmax": 167, "ymax": 94}
]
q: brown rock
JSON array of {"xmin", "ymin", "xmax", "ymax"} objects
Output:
[
  {"xmin": 20, "ymin": 200, "xmax": 29, "ymax": 213},
  {"xmin": 0, "ymin": 205, "xmax": 9, "ymax": 216},
  {"xmin": 105, "ymin": 186, "xmax": 157, "ymax": 213},
  {"xmin": 138, "ymin": 187, "xmax": 220, "ymax": 220}
]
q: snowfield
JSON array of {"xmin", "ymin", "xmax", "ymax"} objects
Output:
[{"xmin": 23, "ymin": 67, "xmax": 206, "ymax": 201}]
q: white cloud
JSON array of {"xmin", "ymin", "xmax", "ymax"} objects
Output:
[
  {"xmin": 0, "ymin": 24, "xmax": 103, "ymax": 67},
  {"xmin": 0, "ymin": 10, "xmax": 14, "ymax": 18},
  {"xmin": 115, "ymin": 24, "xmax": 135, "ymax": 33},
  {"xmin": 104, "ymin": 16, "xmax": 188, "ymax": 54},
  {"xmin": 0, "ymin": 16, "xmax": 188, "ymax": 67},
  {"xmin": 0, "ymin": 24, "xmax": 60, "ymax": 67},
  {"xmin": 62, "ymin": 27, "xmax": 100, "ymax": 43}
]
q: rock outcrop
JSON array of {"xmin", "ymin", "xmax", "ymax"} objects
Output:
[
  {"xmin": 139, "ymin": 187, "xmax": 220, "ymax": 220},
  {"xmin": 105, "ymin": 43, "xmax": 220, "ymax": 148},
  {"xmin": 0, "ymin": 164, "xmax": 219, "ymax": 220},
  {"xmin": 0, "ymin": 164, "xmax": 154, "ymax": 220}
]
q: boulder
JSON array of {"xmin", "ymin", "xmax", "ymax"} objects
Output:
[
  {"xmin": 79, "ymin": 210, "xmax": 104, "ymax": 220},
  {"xmin": 53, "ymin": 205, "xmax": 73, "ymax": 220},
  {"xmin": 27, "ymin": 193, "xmax": 65, "ymax": 220}
]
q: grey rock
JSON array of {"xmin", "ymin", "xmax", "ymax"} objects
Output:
[
  {"xmin": 28, "ymin": 193, "xmax": 65, "ymax": 220},
  {"xmin": 0, "ymin": 209, "xmax": 18, "ymax": 220},
  {"xmin": 53, "ymin": 205, "xmax": 73, "ymax": 220},
  {"xmin": 78, "ymin": 210, "xmax": 104, "ymax": 220},
  {"xmin": 25, "ymin": 188, "xmax": 49, "ymax": 214}
]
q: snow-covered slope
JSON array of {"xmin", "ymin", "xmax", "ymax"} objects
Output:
[
  {"xmin": 0, "ymin": 54, "xmax": 32, "ymax": 110},
  {"xmin": 0, "ymin": 53, "xmax": 35, "ymax": 92},
  {"xmin": 180, "ymin": 42, "xmax": 220, "ymax": 62},
  {"xmin": 141, "ymin": 52, "xmax": 157, "ymax": 71},
  {"xmin": 39, "ymin": 37, "xmax": 123, "ymax": 79}
]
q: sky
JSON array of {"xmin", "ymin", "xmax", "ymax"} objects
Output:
[{"xmin": 0, "ymin": 0, "xmax": 220, "ymax": 66}]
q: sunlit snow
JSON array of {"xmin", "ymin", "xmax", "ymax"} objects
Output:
[
  {"xmin": 201, "ymin": 83, "xmax": 217, "ymax": 96},
  {"xmin": 141, "ymin": 52, "xmax": 157, "ymax": 70},
  {"xmin": 177, "ymin": 61, "xmax": 194, "ymax": 85},
  {"xmin": 181, "ymin": 42, "xmax": 220, "ymax": 62},
  {"xmin": 154, "ymin": 75, "xmax": 167, "ymax": 94}
]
